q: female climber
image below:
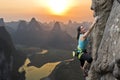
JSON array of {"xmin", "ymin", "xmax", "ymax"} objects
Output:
[{"xmin": 73, "ymin": 16, "xmax": 98, "ymax": 76}]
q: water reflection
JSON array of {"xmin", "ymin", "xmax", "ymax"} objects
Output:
[{"xmin": 19, "ymin": 58, "xmax": 60, "ymax": 80}]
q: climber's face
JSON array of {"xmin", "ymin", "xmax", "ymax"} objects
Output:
[{"xmin": 80, "ymin": 26, "xmax": 87, "ymax": 34}]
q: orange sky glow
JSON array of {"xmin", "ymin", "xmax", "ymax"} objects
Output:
[{"xmin": 0, "ymin": 0, "xmax": 94, "ymax": 23}]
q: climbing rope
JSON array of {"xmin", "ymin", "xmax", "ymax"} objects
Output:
[{"xmin": 117, "ymin": 0, "xmax": 120, "ymax": 4}]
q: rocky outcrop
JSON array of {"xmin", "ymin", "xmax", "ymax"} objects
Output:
[
  {"xmin": 28, "ymin": 17, "xmax": 42, "ymax": 32},
  {"xmin": 0, "ymin": 18, "xmax": 14, "ymax": 80},
  {"xmin": 42, "ymin": 59, "xmax": 84, "ymax": 80},
  {"xmin": 88, "ymin": 0, "xmax": 120, "ymax": 80},
  {"xmin": 0, "ymin": 18, "xmax": 27, "ymax": 80}
]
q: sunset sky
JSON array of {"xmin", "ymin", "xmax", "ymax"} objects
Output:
[{"xmin": 0, "ymin": 0, "xmax": 94, "ymax": 23}]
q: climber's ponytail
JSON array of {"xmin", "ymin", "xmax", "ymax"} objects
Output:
[{"xmin": 77, "ymin": 26, "xmax": 81, "ymax": 41}]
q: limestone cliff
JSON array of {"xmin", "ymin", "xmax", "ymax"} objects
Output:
[
  {"xmin": 0, "ymin": 18, "xmax": 26, "ymax": 80},
  {"xmin": 0, "ymin": 18, "xmax": 15, "ymax": 80},
  {"xmin": 88, "ymin": 0, "xmax": 120, "ymax": 80}
]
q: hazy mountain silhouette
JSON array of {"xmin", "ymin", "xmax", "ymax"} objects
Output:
[
  {"xmin": 14, "ymin": 18, "xmax": 46, "ymax": 47},
  {"xmin": 48, "ymin": 22, "xmax": 75, "ymax": 50},
  {"xmin": 28, "ymin": 17, "xmax": 42, "ymax": 31},
  {"xmin": 13, "ymin": 18, "xmax": 75, "ymax": 50}
]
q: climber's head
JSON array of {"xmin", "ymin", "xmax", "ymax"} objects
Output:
[
  {"xmin": 80, "ymin": 25, "xmax": 87, "ymax": 34},
  {"xmin": 77, "ymin": 26, "xmax": 81, "ymax": 40},
  {"xmin": 77, "ymin": 25, "xmax": 87, "ymax": 40}
]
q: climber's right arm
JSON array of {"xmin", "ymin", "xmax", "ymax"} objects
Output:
[{"xmin": 82, "ymin": 16, "xmax": 98, "ymax": 39}]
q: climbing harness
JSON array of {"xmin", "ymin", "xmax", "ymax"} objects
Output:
[{"xmin": 72, "ymin": 47, "xmax": 83, "ymax": 59}]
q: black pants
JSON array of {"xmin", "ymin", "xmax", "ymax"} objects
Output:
[{"xmin": 79, "ymin": 52, "xmax": 93, "ymax": 67}]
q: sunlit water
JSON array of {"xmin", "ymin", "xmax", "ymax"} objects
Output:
[{"xmin": 19, "ymin": 58, "xmax": 60, "ymax": 80}]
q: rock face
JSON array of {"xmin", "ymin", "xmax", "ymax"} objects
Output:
[
  {"xmin": 88, "ymin": 0, "xmax": 120, "ymax": 80},
  {"xmin": 91, "ymin": 0, "xmax": 113, "ymax": 60}
]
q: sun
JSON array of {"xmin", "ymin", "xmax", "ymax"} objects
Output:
[
  {"xmin": 47, "ymin": 0, "xmax": 70, "ymax": 15},
  {"xmin": 36, "ymin": 0, "xmax": 78, "ymax": 16}
]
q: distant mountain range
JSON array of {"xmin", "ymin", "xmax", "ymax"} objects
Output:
[
  {"xmin": 4, "ymin": 18, "xmax": 91, "ymax": 50},
  {"xmin": 5, "ymin": 18, "xmax": 91, "ymax": 38}
]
